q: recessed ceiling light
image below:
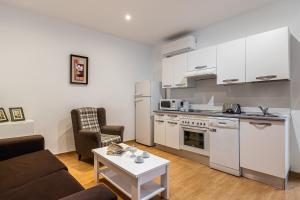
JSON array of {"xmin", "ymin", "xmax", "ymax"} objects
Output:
[{"xmin": 125, "ymin": 14, "xmax": 131, "ymax": 21}]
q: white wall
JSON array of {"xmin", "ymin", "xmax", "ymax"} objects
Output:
[
  {"xmin": 153, "ymin": 0, "xmax": 300, "ymax": 172},
  {"xmin": 0, "ymin": 5, "xmax": 153, "ymax": 154}
]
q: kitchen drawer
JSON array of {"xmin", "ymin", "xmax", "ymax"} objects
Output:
[
  {"xmin": 154, "ymin": 113, "xmax": 165, "ymax": 120},
  {"xmin": 165, "ymin": 113, "xmax": 180, "ymax": 121}
]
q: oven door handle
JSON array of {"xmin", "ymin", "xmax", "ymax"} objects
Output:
[{"xmin": 181, "ymin": 126, "xmax": 208, "ymax": 132}]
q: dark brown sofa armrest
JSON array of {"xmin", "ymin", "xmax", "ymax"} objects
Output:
[
  {"xmin": 0, "ymin": 135, "xmax": 44, "ymax": 161},
  {"xmin": 59, "ymin": 184, "xmax": 117, "ymax": 200},
  {"xmin": 101, "ymin": 125, "xmax": 124, "ymax": 141}
]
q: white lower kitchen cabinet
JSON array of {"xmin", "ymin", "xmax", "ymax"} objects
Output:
[
  {"xmin": 154, "ymin": 114, "xmax": 180, "ymax": 149},
  {"xmin": 240, "ymin": 119, "xmax": 289, "ymax": 178},
  {"xmin": 154, "ymin": 118, "xmax": 165, "ymax": 145},
  {"xmin": 165, "ymin": 120, "xmax": 180, "ymax": 149}
]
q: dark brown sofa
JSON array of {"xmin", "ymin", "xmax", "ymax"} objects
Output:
[
  {"xmin": 0, "ymin": 135, "xmax": 117, "ymax": 200},
  {"xmin": 71, "ymin": 107, "xmax": 124, "ymax": 160}
]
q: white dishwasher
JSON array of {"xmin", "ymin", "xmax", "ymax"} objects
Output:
[{"xmin": 209, "ymin": 117, "xmax": 241, "ymax": 176}]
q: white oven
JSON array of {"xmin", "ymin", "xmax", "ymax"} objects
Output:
[{"xmin": 180, "ymin": 115, "xmax": 210, "ymax": 156}]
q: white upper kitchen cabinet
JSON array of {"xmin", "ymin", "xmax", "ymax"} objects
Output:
[
  {"xmin": 187, "ymin": 46, "xmax": 217, "ymax": 71},
  {"xmin": 162, "ymin": 53, "xmax": 193, "ymax": 88},
  {"xmin": 246, "ymin": 27, "xmax": 290, "ymax": 82},
  {"xmin": 217, "ymin": 38, "xmax": 246, "ymax": 85},
  {"xmin": 172, "ymin": 53, "xmax": 188, "ymax": 88},
  {"xmin": 162, "ymin": 57, "xmax": 174, "ymax": 88}
]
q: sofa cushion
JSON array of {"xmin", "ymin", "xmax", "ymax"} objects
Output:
[
  {"xmin": 0, "ymin": 170, "xmax": 84, "ymax": 200},
  {"xmin": 77, "ymin": 107, "xmax": 100, "ymax": 132},
  {"xmin": 0, "ymin": 150, "xmax": 67, "ymax": 193},
  {"xmin": 59, "ymin": 184, "xmax": 117, "ymax": 200}
]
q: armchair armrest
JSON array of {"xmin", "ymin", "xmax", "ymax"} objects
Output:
[
  {"xmin": 101, "ymin": 125, "xmax": 124, "ymax": 141},
  {"xmin": 0, "ymin": 135, "xmax": 44, "ymax": 161},
  {"xmin": 59, "ymin": 184, "xmax": 117, "ymax": 200}
]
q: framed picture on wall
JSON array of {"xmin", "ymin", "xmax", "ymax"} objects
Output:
[
  {"xmin": 70, "ymin": 54, "xmax": 88, "ymax": 85},
  {"xmin": 9, "ymin": 107, "xmax": 25, "ymax": 121},
  {"xmin": 0, "ymin": 108, "xmax": 8, "ymax": 123}
]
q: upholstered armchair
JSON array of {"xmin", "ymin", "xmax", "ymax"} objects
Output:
[{"xmin": 71, "ymin": 107, "xmax": 124, "ymax": 160}]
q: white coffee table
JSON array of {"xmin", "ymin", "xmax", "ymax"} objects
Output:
[{"xmin": 93, "ymin": 144, "xmax": 170, "ymax": 200}]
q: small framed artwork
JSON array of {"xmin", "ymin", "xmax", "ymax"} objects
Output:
[
  {"xmin": 0, "ymin": 108, "xmax": 8, "ymax": 123},
  {"xmin": 9, "ymin": 107, "xmax": 25, "ymax": 122},
  {"xmin": 70, "ymin": 54, "xmax": 88, "ymax": 85}
]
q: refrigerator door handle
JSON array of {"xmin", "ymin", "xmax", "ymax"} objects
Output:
[
  {"xmin": 135, "ymin": 99, "xmax": 143, "ymax": 103},
  {"xmin": 134, "ymin": 94, "xmax": 144, "ymax": 97}
]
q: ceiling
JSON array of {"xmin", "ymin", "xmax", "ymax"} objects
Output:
[{"xmin": 0, "ymin": 0, "xmax": 280, "ymax": 44}]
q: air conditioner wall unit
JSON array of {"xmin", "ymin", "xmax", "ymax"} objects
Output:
[{"xmin": 161, "ymin": 35, "xmax": 196, "ymax": 57}]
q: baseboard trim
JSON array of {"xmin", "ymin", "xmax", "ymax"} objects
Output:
[
  {"xmin": 242, "ymin": 168, "xmax": 287, "ymax": 189},
  {"xmin": 289, "ymin": 171, "xmax": 300, "ymax": 179},
  {"xmin": 124, "ymin": 140, "xmax": 136, "ymax": 143},
  {"xmin": 55, "ymin": 151, "xmax": 76, "ymax": 156}
]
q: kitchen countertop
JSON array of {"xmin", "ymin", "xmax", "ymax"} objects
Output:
[{"xmin": 154, "ymin": 110, "xmax": 289, "ymax": 121}]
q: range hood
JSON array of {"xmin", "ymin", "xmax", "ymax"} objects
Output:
[{"xmin": 184, "ymin": 67, "xmax": 217, "ymax": 79}]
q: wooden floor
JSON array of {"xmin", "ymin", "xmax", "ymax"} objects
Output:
[{"xmin": 57, "ymin": 142, "xmax": 300, "ymax": 200}]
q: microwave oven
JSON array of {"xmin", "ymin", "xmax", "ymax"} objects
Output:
[{"xmin": 160, "ymin": 99, "xmax": 183, "ymax": 111}]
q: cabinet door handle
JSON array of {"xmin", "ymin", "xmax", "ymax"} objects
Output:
[
  {"xmin": 155, "ymin": 120, "xmax": 164, "ymax": 123},
  {"xmin": 156, "ymin": 114, "xmax": 164, "ymax": 116},
  {"xmin": 175, "ymin": 83, "xmax": 186, "ymax": 86},
  {"xmin": 256, "ymin": 75, "xmax": 277, "ymax": 80},
  {"xmin": 195, "ymin": 66, "xmax": 207, "ymax": 70},
  {"xmin": 223, "ymin": 79, "xmax": 239, "ymax": 83},
  {"xmin": 163, "ymin": 84, "xmax": 172, "ymax": 88},
  {"xmin": 167, "ymin": 121, "xmax": 178, "ymax": 125},
  {"xmin": 167, "ymin": 114, "xmax": 177, "ymax": 117},
  {"xmin": 249, "ymin": 122, "xmax": 272, "ymax": 126}
]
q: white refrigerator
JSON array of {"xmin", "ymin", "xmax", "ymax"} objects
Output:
[{"xmin": 135, "ymin": 80, "xmax": 163, "ymax": 146}]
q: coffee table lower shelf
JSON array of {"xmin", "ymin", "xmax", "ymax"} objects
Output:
[{"xmin": 100, "ymin": 168, "xmax": 165, "ymax": 200}]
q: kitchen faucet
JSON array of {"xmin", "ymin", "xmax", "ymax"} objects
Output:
[{"xmin": 258, "ymin": 106, "xmax": 269, "ymax": 116}]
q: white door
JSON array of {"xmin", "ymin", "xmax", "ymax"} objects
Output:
[
  {"xmin": 165, "ymin": 120, "xmax": 180, "ymax": 149},
  {"xmin": 240, "ymin": 119, "xmax": 286, "ymax": 178},
  {"xmin": 135, "ymin": 97, "xmax": 152, "ymax": 146},
  {"xmin": 210, "ymin": 125, "xmax": 240, "ymax": 171},
  {"xmin": 217, "ymin": 38, "xmax": 246, "ymax": 85},
  {"xmin": 135, "ymin": 80, "xmax": 151, "ymax": 97},
  {"xmin": 154, "ymin": 119, "xmax": 165, "ymax": 145},
  {"xmin": 246, "ymin": 27, "xmax": 290, "ymax": 82},
  {"xmin": 162, "ymin": 57, "xmax": 173, "ymax": 88},
  {"xmin": 187, "ymin": 46, "xmax": 217, "ymax": 71},
  {"xmin": 172, "ymin": 53, "xmax": 188, "ymax": 88}
]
